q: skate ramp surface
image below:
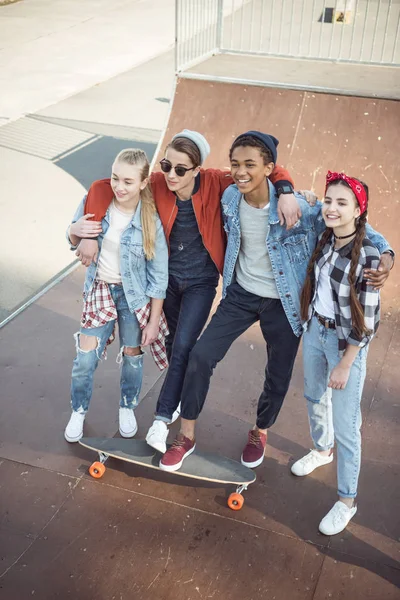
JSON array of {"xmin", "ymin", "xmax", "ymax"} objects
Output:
[{"xmin": 156, "ymin": 77, "xmax": 399, "ymax": 313}]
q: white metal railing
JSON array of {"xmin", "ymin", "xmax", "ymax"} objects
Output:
[
  {"xmin": 176, "ymin": 0, "xmax": 400, "ymax": 70},
  {"xmin": 175, "ymin": 0, "xmax": 221, "ymax": 70}
]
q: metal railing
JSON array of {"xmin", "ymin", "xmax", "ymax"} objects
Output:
[{"xmin": 176, "ymin": 0, "xmax": 400, "ymax": 70}]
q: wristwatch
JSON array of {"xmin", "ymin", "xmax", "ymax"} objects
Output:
[{"xmin": 275, "ymin": 180, "xmax": 294, "ymax": 196}]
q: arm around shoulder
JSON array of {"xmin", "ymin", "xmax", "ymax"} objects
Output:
[
  {"xmin": 67, "ymin": 195, "xmax": 103, "ymax": 251},
  {"xmin": 347, "ymin": 248, "xmax": 381, "ymax": 347},
  {"xmin": 364, "ymin": 224, "xmax": 395, "ymax": 288},
  {"xmin": 66, "ymin": 196, "xmax": 86, "ymax": 249},
  {"xmin": 365, "ymin": 223, "xmax": 394, "ymax": 256},
  {"xmin": 269, "ymin": 164, "xmax": 294, "ymax": 187}
]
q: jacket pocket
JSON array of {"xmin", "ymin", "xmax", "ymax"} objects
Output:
[
  {"xmin": 281, "ymin": 234, "xmax": 310, "ymax": 264},
  {"xmin": 129, "ymin": 243, "xmax": 145, "ymax": 258},
  {"xmin": 129, "ymin": 243, "xmax": 146, "ymax": 276}
]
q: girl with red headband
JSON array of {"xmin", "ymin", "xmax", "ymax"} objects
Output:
[{"xmin": 292, "ymin": 172, "xmax": 383, "ymax": 535}]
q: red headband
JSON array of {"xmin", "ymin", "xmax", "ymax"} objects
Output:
[{"xmin": 325, "ymin": 171, "xmax": 367, "ymax": 215}]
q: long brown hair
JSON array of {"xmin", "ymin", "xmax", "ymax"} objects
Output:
[
  {"xmin": 300, "ymin": 179, "xmax": 371, "ymax": 338},
  {"xmin": 115, "ymin": 149, "xmax": 156, "ymax": 260}
]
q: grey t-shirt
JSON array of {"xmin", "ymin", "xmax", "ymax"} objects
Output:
[{"xmin": 235, "ymin": 196, "xmax": 279, "ymax": 298}]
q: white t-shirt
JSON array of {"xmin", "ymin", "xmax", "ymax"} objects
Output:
[
  {"xmin": 314, "ymin": 260, "xmax": 335, "ymax": 319},
  {"xmin": 235, "ymin": 197, "xmax": 279, "ymax": 299},
  {"xmin": 97, "ymin": 201, "xmax": 135, "ymax": 283}
]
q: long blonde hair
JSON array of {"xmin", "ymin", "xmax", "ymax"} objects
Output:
[{"xmin": 115, "ymin": 149, "xmax": 156, "ymax": 260}]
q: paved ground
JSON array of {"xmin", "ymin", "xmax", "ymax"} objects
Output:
[
  {"xmin": 0, "ymin": 2, "xmax": 399, "ymax": 599},
  {"xmin": 0, "ymin": 268, "xmax": 399, "ymax": 599},
  {"xmin": 0, "ymin": 0, "xmax": 175, "ymax": 123},
  {"xmin": 0, "ymin": 0, "xmax": 175, "ymax": 323}
]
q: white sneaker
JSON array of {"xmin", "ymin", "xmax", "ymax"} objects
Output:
[
  {"xmin": 65, "ymin": 412, "xmax": 86, "ymax": 443},
  {"xmin": 119, "ymin": 408, "xmax": 138, "ymax": 438},
  {"xmin": 170, "ymin": 402, "xmax": 181, "ymax": 424},
  {"xmin": 319, "ymin": 501, "xmax": 357, "ymax": 535},
  {"xmin": 146, "ymin": 420, "xmax": 168, "ymax": 453},
  {"xmin": 291, "ymin": 449, "xmax": 333, "ymax": 476}
]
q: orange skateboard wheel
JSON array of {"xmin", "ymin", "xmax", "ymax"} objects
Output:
[
  {"xmin": 227, "ymin": 492, "xmax": 244, "ymax": 511},
  {"xmin": 89, "ymin": 461, "xmax": 106, "ymax": 479}
]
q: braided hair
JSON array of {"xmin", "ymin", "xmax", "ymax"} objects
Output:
[{"xmin": 300, "ymin": 178, "xmax": 371, "ymax": 338}]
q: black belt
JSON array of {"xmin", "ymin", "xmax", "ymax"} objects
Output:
[{"xmin": 314, "ymin": 311, "xmax": 336, "ymax": 329}]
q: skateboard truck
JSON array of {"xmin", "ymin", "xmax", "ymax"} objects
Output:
[{"xmin": 98, "ymin": 452, "xmax": 109, "ymax": 464}]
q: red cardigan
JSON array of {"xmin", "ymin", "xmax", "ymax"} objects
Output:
[{"xmin": 84, "ymin": 166, "xmax": 294, "ymax": 274}]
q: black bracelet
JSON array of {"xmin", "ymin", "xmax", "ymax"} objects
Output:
[{"xmin": 275, "ymin": 180, "xmax": 294, "ymax": 196}]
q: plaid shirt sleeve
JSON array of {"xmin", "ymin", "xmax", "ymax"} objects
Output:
[
  {"xmin": 80, "ymin": 280, "xmax": 117, "ymax": 357},
  {"xmin": 134, "ymin": 303, "xmax": 169, "ymax": 371},
  {"xmin": 347, "ymin": 246, "xmax": 380, "ymax": 348}
]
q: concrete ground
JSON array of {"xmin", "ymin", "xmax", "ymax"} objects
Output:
[
  {"xmin": 0, "ymin": 270, "xmax": 399, "ymax": 599},
  {"xmin": 0, "ymin": 0, "xmax": 175, "ymax": 323},
  {"xmin": 0, "ymin": 1, "xmax": 399, "ymax": 599},
  {"xmin": 0, "ymin": 0, "xmax": 175, "ymax": 122}
]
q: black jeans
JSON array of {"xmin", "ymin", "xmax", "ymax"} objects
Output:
[
  {"xmin": 155, "ymin": 274, "xmax": 219, "ymax": 421},
  {"xmin": 180, "ymin": 282, "xmax": 301, "ymax": 429}
]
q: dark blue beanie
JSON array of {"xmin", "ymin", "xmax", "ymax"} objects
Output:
[{"xmin": 233, "ymin": 130, "xmax": 279, "ymax": 164}]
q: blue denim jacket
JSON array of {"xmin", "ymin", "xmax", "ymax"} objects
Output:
[
  {"xmin": 68, "ymin": 196, "xmax": 168, "ymax": 312},
  {"xmin": 221, "ymin": 181, "xmax": 391, "ymax": 337}
]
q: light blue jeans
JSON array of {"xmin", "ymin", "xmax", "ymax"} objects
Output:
[
  {"xmin": 303, "ymin": 315, "xmax": 368, "ymax": 499},
  {"xmin": 70, "ymin": 284, "xmax": 143, "ymax": 413}
]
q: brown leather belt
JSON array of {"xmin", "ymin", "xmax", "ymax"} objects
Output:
[{"xmin": 314, "ymin": 311, "xmax": 336, "ymax": 329}]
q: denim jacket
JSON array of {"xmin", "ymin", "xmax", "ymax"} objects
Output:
[
  {"xmin": 68, "ymin": 196, "xmax": 169, "ymax": 312},
  {"xmin": 221, "ymin": 181, "xmax": 392, "ymax": 337}
]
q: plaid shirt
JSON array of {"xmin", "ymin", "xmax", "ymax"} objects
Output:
[
  {"xmin": 134, "ymin": 303, "xmax": 169, "ymax": 370},
  {"xmin": 308, "ymin": 234, "xmax": 380, "ymax": 352},
  {"xmin": 81, "ymin": 280, "xmax": 169, "ymax": 369}
]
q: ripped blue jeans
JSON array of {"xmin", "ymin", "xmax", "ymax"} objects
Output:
[
  {"xmin": 70, "ymin": 284, "xmax": 143, "ymax": 413},
  {"xmin": 303, "ymin": 315, "xmax": 368, "ymax": 498}
]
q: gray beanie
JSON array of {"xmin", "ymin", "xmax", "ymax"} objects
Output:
[{"xmin": 171, "ymin": 129, "xmax": 210, "ymax": 164}]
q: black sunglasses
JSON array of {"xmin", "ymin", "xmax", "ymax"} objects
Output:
[{"xmin": 160, "ymin": 159, "xmax": 196, "ymax": 178}]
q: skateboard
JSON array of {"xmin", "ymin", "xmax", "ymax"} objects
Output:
[{"xmin": 79, "ymin": 437, "xmax": 256, "ymax": 511}]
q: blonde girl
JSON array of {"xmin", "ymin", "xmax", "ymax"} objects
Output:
[{"xmin": 65, "ymin": 149, "xmax": 168, "ymax": 442}]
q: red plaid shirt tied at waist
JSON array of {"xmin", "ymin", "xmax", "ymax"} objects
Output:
[{"xmin": 81, "ymin": 280, "xmax": 169, "ymax": 370}]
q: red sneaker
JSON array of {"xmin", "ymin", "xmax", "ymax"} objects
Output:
[
  {"xmin": 159, "ymin": 433, "xmax": 196, "ymax": 472},
  {"xmin": 241, "ymin": 429, "xmax": 267, "ymax": 468}
]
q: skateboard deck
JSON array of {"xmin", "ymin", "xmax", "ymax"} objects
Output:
[
  {"xmin": 80, "ymin": 437, "xmax": 256, "ymax": 510},
  {"xmin": 80, "ymin": 437, "xmax": 255, "ymax": 484}
]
